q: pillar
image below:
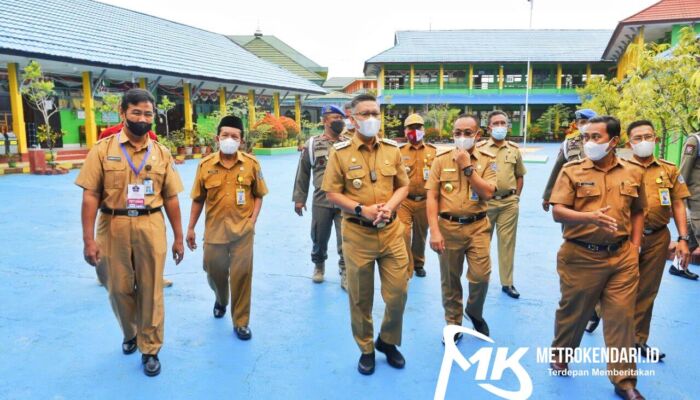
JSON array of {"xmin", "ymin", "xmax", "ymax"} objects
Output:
[
  {"xmin": 378, "ymin": 65, "xmax": 384, "ymax": 96},
  {"xmin": 528, "ymin": 65, "xmax": 533, "ymax": 89},
  {"xmin": 218, "ymin": 87, "xmax": 227, "ymax": 115},
  {"xmin": 82, "ymin": 71, "xmax": 97, "ymax": 148},
  {"xmin": 468, "ymin": 64, "xmax": 474, "ymax": 91},
  {"xmin": 498, "ymin": 65, "xmax": 504, "ymax": 90},
  {"xmin": 439, "ymin": 64, "xmax": 444, "ymax": 90},
  {"xmin": 247, "ymin": 89, "xmax": 256, "ymax": 131},
  {"xmin": 7, "ymin": 63, "xmax": 28, "ymax": 158},
  {"xmin": 586, "ymin": 64, "xmax": 592, "ymax": 85},
  {"xmin": 294, "ymin": 95, "xmax": 301, "ymax": 130},
  {"xmin": 138, "ymin": 78, "xmax": 147, "ymax": 90},
  {"xmin": 183, "ymin": 82, "xmax": 193, "ymax": 131},
  {"xmin": 556, "ymin": 64, "xmax": 562, "ymax": 89},
  {"xmin": 409, "ymin": 64, "xmax": 415, "ymax": 90},
  {"xmin": 273, "ymin": 92, "xmax": 280, "ymax": 118}
]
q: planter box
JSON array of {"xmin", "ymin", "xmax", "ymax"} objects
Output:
[{"xmin": 252, "ymin": 146, "xmax": 298, "ymax": 156}]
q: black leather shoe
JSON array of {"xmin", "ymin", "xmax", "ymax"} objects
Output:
[
  {"xmin": 213, "ymin": 302, "xmax": 226, "ymax": 318},
  {"xmin": 141, "ymin": 354, "xmax": 161, "ymax": 377},
  {"xmin": 122, "ymin": 337, "xmax": 137, "ymax": 355},
  {"xmin": 635, "ymin": 343, "xmax": 666, "ymax": 361},
  {"xmin": 585, "ymin": 311, "xmax": 601, "ymax": 333},
  {"xmin": 549, "ymin": 362, "xmax": 569, "ymax": 376},
  {"xmin": 614, "ymin": 387, "xmax": 645, "ymax": 400},
  {"xmin": 375, "ymin": 335, "xmax": 405, "ymax": 369},
  {"xmin": 502, "ymin": 285, "xmax": 520, "ymax": 299},
  {"xmin": 465, "ymin": 312, "xmax": 490, "ymax": 337},
  {"xmin": 358, "ymin": 352, "xmax": 375, "ymax": 375},
  {"xmin": 442, "ymin": 332, "xmax": 463, "ymax": 345},
  {"xmin": 234, "ymin": 326, "xmax": 252, "ymax": 340},
  {"xmin": 414, "ymin": 267, "xmax": 426, "ymax": 277},
  {"xmin": 669, "ymin": 265, "xmax": 699, "ymax": 280}
]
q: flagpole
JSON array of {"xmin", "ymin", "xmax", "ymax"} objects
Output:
[{"xmin": 523, "ymin": 0, "xmax": 533, "ymax": 148}]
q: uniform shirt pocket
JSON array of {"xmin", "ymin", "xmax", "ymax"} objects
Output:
[
  {"xmin": 103, "ymin": 162, "xmax": 126, "ymax": 189},
  {"xmin": 620, "ymin": 182, "xmax": 639, "ymax": 197}
]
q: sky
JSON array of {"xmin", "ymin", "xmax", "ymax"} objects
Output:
[{"xmin": 99, "ymin": 0, "xmax": 659, "ymax": 78}]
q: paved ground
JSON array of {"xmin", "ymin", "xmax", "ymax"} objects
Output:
[{"xmin": 0, "ymin": 143, "xmax": 698, "ymax": 399}]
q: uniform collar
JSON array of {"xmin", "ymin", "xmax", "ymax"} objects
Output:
[
  {"xmin": 581, "ymin": 155, "xmax": 621, "ymax": 171},
  {"xmin": 118, "ymin": 130, "xmax": 151, "ymax": 151},
  {"xmin": 633, "ymin": 155, "xmax": 660, "ymax": 168},
  {"xmin": 214, "ymin": 151, "xmax": 243, "ymax": 167},
  {"xmin": 352, "ymin": 134, "xmax": 378, "ymax": 150},
  {"xmin": 451, "ymin": 148, "xmax": 480, "ymax": 161},
  {"xmin": 487, "ymin": 137, "xmax": 506, "ymax": 148},
  {"xmin": 408, "ymin": 141, "xmax": 425, "ymax": 150}
]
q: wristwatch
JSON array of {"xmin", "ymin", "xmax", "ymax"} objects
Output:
[
  {"xmin": 678, "ymin": 235, "xmax": 690, "ymax": 242},
  {"xmin": 354, "ymin": 203, "xmax": 363, "ymax": 217},
  {"xmin": 463, "ymin": 166, "xmax": 474, "ymax": 177}
]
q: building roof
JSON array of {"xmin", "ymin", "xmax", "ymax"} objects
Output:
[
  {"xmin": 229, "ymin": 33, "xmax": 328, "ymax": 83},
  {"xmin": 623, "ymin": 0, "xmax": 700, "ymax": 24},
  {"xmin": 323, "ymin": 77, "xmax": 359, "ymax": 89},
  {"xmin": 0, "ymin": 0, "xmax": 325, "ymax": 94},
  {"xmin": 379, "ymin": 92, "xmax": 582, "ymax": 106},
  {"xmin": 603, "ymin": 0, "xmax": 700, "ymax": 60},
  {"xmin": 365, "ymin": 29, "xmax": 613, "ymax": 74}
]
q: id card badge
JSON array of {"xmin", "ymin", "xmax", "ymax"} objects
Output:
[
  {"xmin": 659, "ymin": 188, "xmax": 671, "ymax": 206},
  {"xmin": 143, "ymin": 178, "xmax": 154, "ymax": 196},
  {"xmin": 470, "ymin": 189, "xmax": 479, "ymax": 202},
  {"xmin": 423, "ymin": 166, "xmax": 430, "ymax": 181},
  {"xmin": 236, "ymin": 188, "xmax": 246, "ymax": 206},
  {"xmin": 127, "ymin": 184, "xmax": 146, "ymax": 209}
]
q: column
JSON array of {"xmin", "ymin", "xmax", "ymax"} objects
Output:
[
  {"xmin": 247, "ymin": 89, "xmax": 256, "ymax": 131},
  {"xmin": 273, "ymin": 92, "xmax": 280, "ymax": 118},
  {"xmin": 218, "ymin": 87, "xmax": 227, "ymax": 115},
  {"xmin": 7, "ymin": 63, "xmax": 28, "ymax": 159},
  {"xmin": 82, "ymin": 71, "xmax": 97, "ymax": 148},
  {"xmin": 183, "ymin": 81, "xmax": 193, "ymax": 130}
]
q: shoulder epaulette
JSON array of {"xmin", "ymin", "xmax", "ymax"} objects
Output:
[
  {"xmin": 436, "ymin": 148, "xmax": 452, "ymax": 157},
  {"xmin": 333, "ymin": 141, "xmax": 351, "ymax": 150},
  {"xmin": 241, "ymin": 151, "xmax": 259, "ymax": 163},
  {"xmin": 380, "ymin": 138, "xmax": 399, "ymax": 147},
  {"xmin": 200, "ymin": 152, "xmax": 216, "ymax": 163},
  {"xmin": 563, "ymin": 158, "xmax": 587, "ymax": 168},
  {"xmin": 425, "ymin": 143, "xmax": 437, "ymax": 149},
  {"xmin": 507, "ymin": 140, "xmax": 520, "ymax": 148},
  {"xmin": 659, "ymin": 158, "xmax": 677, "ymax": 167},
  {"xmin": 477, "ymin": 148, "xmax": 495, "ymax": 158}
]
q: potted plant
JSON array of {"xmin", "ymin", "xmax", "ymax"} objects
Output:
[
  {"xmin": 7, "ymin": 154, "xmax": 18, "ymax": 168},
  {"xmin": 171, "ymin": 129, "xmax": 186, "ymax": 155},
  {"xmin": 197, "ymin": 129, "xmax": 215, "ymax": 155}
]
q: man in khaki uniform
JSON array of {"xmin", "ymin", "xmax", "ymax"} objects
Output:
[
  {"xmin": 322, "ymin": 94, "xmax": 410, "ymax": 376},
  {"xmin": 625, "ymin": 120, "xmax": 690, "ymax": 361},
  {"xmin": 549, "ymin": 116, "xmax": 646, "ymax": 400},
  {"xmin": 478, "ymin": 110, "xmax": 526, "ymax": 299},
  {"xmin": 293, "ymin": 105, "xmax": 349, "ymax": 287},
  {"xmin": 675, "ymin": 131, "xmax": 700, "ymax": 280},
  {"xmin": 77, "ymin": 89, "xmax": 184, "ymax": 377},
  {"xmin": 426, "ymin": 114, "xmax": 497, "ymax": 342},
  {"xmin": 398, "ymin": 113, "xmax": 437, "ymax": 278},
  {"xmin": 186, "ymin": 116, "xmax": 268, "ymax": 341},
  {"xmin": 343, "ymin": 102, "xmax": 357, "ymax": 139}
]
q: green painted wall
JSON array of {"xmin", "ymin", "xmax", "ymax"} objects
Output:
[
  {"xmin": 671, "ymin": 23, "xmax": 700, "ymax": 45},
  {"xmin": 59, "ymin": 109, "xmax": 109, "ymax": 145}
]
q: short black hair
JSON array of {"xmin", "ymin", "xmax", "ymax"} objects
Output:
[
  {"xmin": 454, "ymin": 113, "xmax": 480, "ymax": 127},
  {"xmin": 487, "ymin": 110, "xmax": 508, "ymax": 125},
  {"xmin": 350, "ymin": 94, "xmax": 377, "ymax": 111},
  {"xmin": 343, "ymin": 102, "xmax": 353, "ymax": 111},
  {"xmin": 587, "ymin": 115, "xmax": 621, "ymax": 138},
  {"xmin": 626, "ymin": 120, "xmax": 655, "ymax": 136},
  {"xmin": 120, "ymin": 88, "xmax": 156, "ymax": 113}
]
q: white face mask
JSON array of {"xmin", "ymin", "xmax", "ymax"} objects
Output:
[
  {"xmin": 455, "ymin": 137, "xmax": 475, "ymax": 150},
  {"xmin": 344, "ymin": 118, "xmax": 354, "ymax": 130},
  {"xmin": 357, "ymin": 117, "xmax": 380, "ymax": 138},
  {"xmin": 631, "ymin": 140, "xmax": 655, "ymax": 158},
  {"xmin": 583, "ymin": 140, "xmax": 612, "ymax": 161},
  {"xmin": 219, "ymin": 138, "xmax": 240, "ymax": 155},
  {"xmin": 491, "ymin": 126, "xmax": 507, "ymax": 140}
]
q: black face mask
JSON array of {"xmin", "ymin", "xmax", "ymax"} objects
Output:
[
  {"xmin": 330, "ymin": 120, "xmax": 345, "ymax": 135},
  {"xmin": 125, "ymin": 119, "xmax": 151, "ymax": 137}
]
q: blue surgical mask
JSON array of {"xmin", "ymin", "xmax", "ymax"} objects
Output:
[{"xmin": 491, "ymin": 127, "xmax": 507, "ymax": 140}]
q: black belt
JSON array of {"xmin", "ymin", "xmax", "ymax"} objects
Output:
[
  {"xmin": 493, "ymin": 190, "xmax": 516, "ymax": 200},
  {"xmin": 100, "ymin": 206, "xmax": 162, "ymax": 217},
  {"xmin": 643, "ymin": 226, "xmax": 667, "ymax": 236},
  {"xmin": 439, "ymin": 212, "xmax": 487, "ymax": 225},
  {"xmin": 407, "ymin": 194, "xmax": 426, "ymax": 201},
  {"xmin": 346, "ymin": 215, "xmax": 396, "ymax": 229},
  {"xmin": 566, "ymin": 237, "xmax": 628, "ymax": 253}
]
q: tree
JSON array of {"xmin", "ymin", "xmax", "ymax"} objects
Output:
[
  {"xmin": 98, "ymin": 92, "xmax": 122, "ymax": 128},
  {"xmin": 425, "ymin": 105, "xmax": 461, "ymax": 138},
  {"xmin": 20, "ymin": 60, "xmax": 64, "ymax": 161},
  {"xmin": 535, "ymin": 104, "xmax": 572, "ymax": 139},
  {"xmin": 157, "ymin": 95, "xmax": 176, "ymax": 138}
]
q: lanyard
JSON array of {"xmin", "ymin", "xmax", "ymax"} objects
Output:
[{"xmin": 118, "ymin": 134, "xmax": 151, "ymax": 177}]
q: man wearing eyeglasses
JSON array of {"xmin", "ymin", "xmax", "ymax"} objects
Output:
[
  {"xmin": 426, "ymin": 114, "xmax": 497, "ymax": 342},
  {"xmin": 321, "ymin": 94, "xmax": 410, "ymax": 375},
  {"xmin": 625, "ymin": 120, "xmax": 690, "ymax": 362}
]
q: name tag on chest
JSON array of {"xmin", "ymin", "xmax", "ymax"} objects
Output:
[{"xmin": 127, "ymin": 184, "xmax": 146, "ymax": 209}]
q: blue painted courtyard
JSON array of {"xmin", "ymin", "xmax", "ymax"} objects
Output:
[{"xmin": 0, "ymin": 143, "xmax": 698, "ymax": 399}]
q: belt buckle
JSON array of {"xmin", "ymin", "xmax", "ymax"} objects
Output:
[
  {"xmin": 643, "ymin": 229, "xmax": 652, "ymax": 235},
  {"xmin": 127, "ymin": 209, "xmax": 139, "ymax": 217},
  {"xmin": 458, "ymin": 217, "xmax": 468, "ymax": 224},
  {"xmin": 586, "ymin": 244, "xmax": 599, "ymax": 252}
]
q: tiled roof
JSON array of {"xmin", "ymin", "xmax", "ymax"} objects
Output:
[{"xmin": 623, "ymin": 0, "xmax": 700, "ymax": 23}]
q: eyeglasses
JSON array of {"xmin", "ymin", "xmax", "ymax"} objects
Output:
[
  {"xmin": 453, "ymin": 130, "xmax": 477, "ymax": 137},
  {"xmin": 629, "ymin": 134, "xmax": 656, "ymax": 144},
  {"xmin": 353, "ymin": 112, "xmax": 381, "ymax": 119}
]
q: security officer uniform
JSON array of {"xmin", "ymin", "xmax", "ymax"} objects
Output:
[
  {"xmin": 398, "ymin": 114, "xmax": 437, "ymax": 278},
  {"xmin": 321, "ymin": 134, "xmax": 410, "ymax": 355},
  {"xmin": 478, "ymin": 138, "xmax": 526, "ymax": 293},
  {"xmin": 549, "ymin": 156, "xmax": 646, "ymax": 393},
  {"xmin": 676, "ymin": 134, "xmax": 700, "ymax": 279},
  {"xmin": 426, "ymin": 147, "xmax": 497, "ymax": 329},
  {"xmin": 293, "ymin": 105, "xmax": 349, "ymax": 286},
  {"xmin": 543, "ymin": 131, "xmax": 584, "ymax": 202},
  {"xmin": 191, "ymin": 150, "xmax": 268, "ymax": 332},
  {"xmin": 75, "ymin": 132, "xmax": 183, "ymax": 357}
]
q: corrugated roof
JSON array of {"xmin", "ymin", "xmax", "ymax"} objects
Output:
[
  {"xmin": 623, "ymin": 0, "xmax": 700, "ymax": 23},
  {"xmin": 0, "ymin": 0, "xmax": 325, "ymax": 94},
  {"xmin": 365, "ymin": 29, "xmax": 613, "ymax": 73},
  {"xmin": 379, "ymin": 93, "xmax": 582, "ymax": 105},
  {"xmin": 323, "ymin": 77, "xmax": 358, "ymax": 88},
  {"xmin": 229, "ymin": 34, "xmax": 327, "ymax": 74}
]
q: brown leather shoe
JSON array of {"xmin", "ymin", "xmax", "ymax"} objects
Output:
[
  {"xmin": 549, "ymin": 362, "xmax": 569, "ymax": 376},
  {"xmin": 614, "ymin": 387, "xmax": 645, "ymax": 400}
]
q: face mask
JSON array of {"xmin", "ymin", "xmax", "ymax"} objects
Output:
[
  {"xmin": 406, "ymin": 129, "xmax": 425, "ymax": 144},
  {"xmin": 357, "ymin": 117, "xmax": 380, "ymax": 138},
  {"xmin": 330, "ymin": 120, "xmax": 345, "ymax": 135},
  {"xmin": 491, "ymin": 126, "xmax": 507, "ymax": 140},
  {"xmin": 454, "ymin": 137, "xmax": 475, "ymax": 150},
  {"xmin": 631, "ymin": 140, "xmax": 655, "ymax": 158},
  {"xmin": 578, "ymin": 124, "xmax": 588, "ymax": 135},
  {"xmin": 219, "ymin": 138, "xmax": 240, "ymax": 155},
  {"xmin": 344, "ymin": 118, "xmax": 354, "ymax": 130},
  {"xmin": 583, "ymin": 140, "xmax": 613, "ymax": 161},
  {"xmin": 125, "ymin": 119, "xmax": 151, "ymax": 137}
]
